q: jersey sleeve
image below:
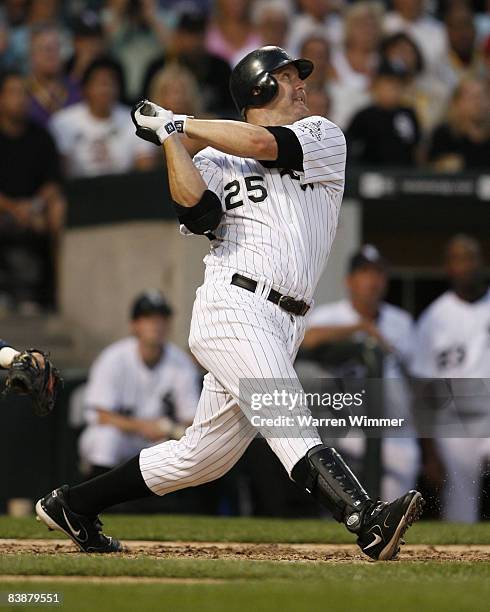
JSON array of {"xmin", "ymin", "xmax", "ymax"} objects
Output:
[
  {"xmin": 84, "ymin": 349, "xmax": 121, "ymax": 412},
  {"xmin": 178, "ymin": 150, "xmax": 225, "ymax": 236},
  {"xmin": 193, "ymin": 151, "xmax": 224, "ymax": 198},
  {"xmin": 285, "ymin": 116, "xmax": 346, "ymax": 187}
]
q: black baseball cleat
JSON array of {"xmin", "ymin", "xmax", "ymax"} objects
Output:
[
  {"xmin": 356, "ymin": 490, "xmax": 425, "ymax": 561},
  {"xmin": 35, "ymin": 485, "xmax": 122, "ymax": 553}
]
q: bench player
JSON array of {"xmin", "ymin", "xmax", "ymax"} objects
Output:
[
  {"xmin": 411, "ymin": 235, "xmax": 490, "ymax": 522},
  {"xmin": 36, "ymin": 47, "xmax": 424, "ymax": 559}
]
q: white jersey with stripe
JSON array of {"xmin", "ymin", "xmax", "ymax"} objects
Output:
[{"xmin": 189, "ymin": 115, "xmax": 346, "ymax": 302}]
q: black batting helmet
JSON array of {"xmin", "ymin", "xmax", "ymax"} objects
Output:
[{"xmin": 230, "ymin": 46, "xmax": 313, "ymax": 117}]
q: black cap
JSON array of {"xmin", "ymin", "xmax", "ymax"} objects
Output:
[
  {"xmin": 230, "ymin": 46, "xmax": 313, "ymax": 116},
  {"xmin": 131, "ymin": 290, "xmax": 173, "ymax": 320},
  {"xmin": 348, "ymin": 245, "xmax": 388, "ymax": 274},
  {"xmin": 375, "ymin": 59, "xmax": 410, "ymax": 81}
]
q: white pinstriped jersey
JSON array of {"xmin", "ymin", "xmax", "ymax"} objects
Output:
[{"xmin": 189, "ymin": 115, "xmax": 346, "ymax": 302}]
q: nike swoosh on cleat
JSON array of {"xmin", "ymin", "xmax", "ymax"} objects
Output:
[
  {"xmin": 62, "ymin": 507, "xmax": 88, "ymax": 543},
  {"xmin": 383, "ymin": 512, "xmax": 391, "ymax": 528},
  {"xmin": 364, "ymin": 533, "xmax": 382, "ymax": 551}
]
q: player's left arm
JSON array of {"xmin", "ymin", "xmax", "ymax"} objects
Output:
[
  {"xmin": 186, "ymin": 116, "xmax": 346, "ymax": 187},
  {"xmin": 184, "ymin": 118, "xmax": 279, "ymax": 161}
]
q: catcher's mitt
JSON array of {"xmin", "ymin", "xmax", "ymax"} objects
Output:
[{"xmin": 3, "ymin": 349, "xmax": 62, "ymax": 416}]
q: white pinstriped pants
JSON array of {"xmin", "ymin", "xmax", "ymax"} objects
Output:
[{"xmin": 139, "ymin": 268, "xmax": 322, "ymax": 496}]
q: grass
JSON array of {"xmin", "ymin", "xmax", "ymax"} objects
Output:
[
  {"xmin": 0, "ymin": 516, "xmax": 489, "ymax": 611},
  {"xmin": 0, "ymin": 556, "xmax": 489, "ymax": 580},
  {"xmin": 0, "ymin": 514, "xmax": 489, "ymax": 544},
  {"xmin": 0, "ymin": 564, "xmax": 489, "ymax": 612}
]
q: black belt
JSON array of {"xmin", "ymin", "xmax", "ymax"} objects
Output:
[{"xmin": 231, "ymin": 273, "xmax": 310, "ymax": 316}]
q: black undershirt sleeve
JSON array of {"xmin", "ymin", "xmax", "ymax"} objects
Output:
[{"xmin": 259, "ymin": 126, "xmax": 304, "ymax": 171}]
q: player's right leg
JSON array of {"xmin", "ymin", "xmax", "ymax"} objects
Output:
[{"xmin": 188, "ymin": 281, "xmax": 424, "ymax": 560}]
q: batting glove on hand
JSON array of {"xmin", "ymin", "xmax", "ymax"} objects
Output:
[{"xmin": 131, "ymin": 100, "xmax": 190, "ymax": 146}]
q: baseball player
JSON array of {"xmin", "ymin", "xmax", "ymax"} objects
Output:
[
  {"xmin": 36, "ymin": 46, "xmax": 424, "ymax": 559},
  {"xmin": 78, "ymin": 290, "xmax": 200, "ymax": 478},
  {"xmin": 410, "ymin": 235, "xmax": 490, "ymax": 522}
]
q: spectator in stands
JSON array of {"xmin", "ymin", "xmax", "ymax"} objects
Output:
[
  {"xmin": 102, "ymin": 0, "xmax": 168, "ymax": 103},
  {"xmin": 380, "ymin": 32, "xmax": 450, "ymax": 134},
  {"xmin": 205, "ymin": 0, "xmax": 260, "ymax": 67},
  {"xmin": 0, "ymin": 0, "xmax": 28, "ymax": 39},
  {"xmin": 428, "ymin": 77, "xmax": 490, "ymax": 170},
  {"xmin": 476, "ymin": 0, "xmax": 490, "ymax": 42},
  {"xmin": 305, "ymin": 84, "xmax": 331, "ymax": 118},
  {"xmin": 49, "ymin": 56, "xmax": 154, "ymax": 178},
  {"xmin": 329, "ymin": 1, "xmax": 383, "ymax": 129},
  {"xmin": 299, "ymin": 34, "xmax": 335, "ymax": 120},
  {"xmin": 300, "ymin": 34, "xmax": 336, "ymax": 91},
  {"xmin": 65, "ymin": 11, "xmax": 106, "ymax": 88},
  {"xmin": 148, "ymin": 63, "xmax": 204, "ymax": 155},
  {"xmin": 410, "ymin": 235, "xmax": 490, "ymax": 522},
  {"xmin": 302, "ymin": 245, "xmax": 419, "ymax": 502},
  {"xmin": 384, "ymin": 0, "xmax": 448, "ymax": 73},
  {"xmin": 438, "ymin": 3, "xmax": 483, "ymax": 89},
  {"xmin": 149, "ymin": 63, "xmax": 202, "ymax": 117},
  {"xmin": 346, "ymin": 60, "xmax": 421, "ymax": 167},
  {"xmin": 0, "ymin": 70, "xmax": 65, "ymax": 311},
  {"xmin": 484, "ymin": 34, "xmax": 490, "ymax": 85},
  {"xmin": 78, "ymin": 290, "xmax": 200, "ymax": 479},
  {"xmin": 0, "ymin": 0, "xmax": 69, "ymax": 73},
  {"xmin": 287, "ymin": 0, "xmax": 342, "ymax": 57},
  {"xmin": 0, "ymin": 21, "xmax": 9, "ymax": 68},
  {"xmin": 143, "ymin": 8, "xmax": 234, "ymax": 117},
  {"xmin": 26, "ymin": 24, "xmax": 81, "ymax": 128},
  {"xmin": 252, "ymin": 0, "xmax": 292, "ymax": 50}
]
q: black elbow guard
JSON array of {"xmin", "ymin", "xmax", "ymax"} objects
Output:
[{"xmin": 174, "ymin": 189, "xmax": 223, "ymax": 236}]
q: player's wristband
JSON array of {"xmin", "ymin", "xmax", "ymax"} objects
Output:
[
  {"xmin": 174, "ymin": 115, "xmax": 193, "ymax": 134},
  {"xmin": 156, "ymin": 120, "xmax": 179, "ymax": 144}
]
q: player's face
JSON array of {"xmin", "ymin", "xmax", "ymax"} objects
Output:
[
  {"xmin": 347, "ymin": 267, "xmax": 387, "ymax": 306},
  {"xmin": 445, "ymin": 242, "xmax": 483, "ymax": 288},
  {"xmin": 271, "ymin": 65, "xmax": 309, "ymax": 122},
  {"xmin": 131, "ymin": 314, "xmax": 170, "ymax": 347}
]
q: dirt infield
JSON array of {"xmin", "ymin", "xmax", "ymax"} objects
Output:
[{"xmin": 1, "ymin": 539, "xmax": 489, "ymax": 563}]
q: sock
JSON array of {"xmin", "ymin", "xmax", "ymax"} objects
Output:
[{"xmin": 67, "ymin": 454, "xmax": 155, "ymax": 516}]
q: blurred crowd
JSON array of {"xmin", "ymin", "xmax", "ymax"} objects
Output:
[
  {"xmin": 0, "ymin": 1, "xmax": 488, "ymax": 306},
  {"xmin": 0, "ymin": 0, "xmax": 489, "ymax": 179}
]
